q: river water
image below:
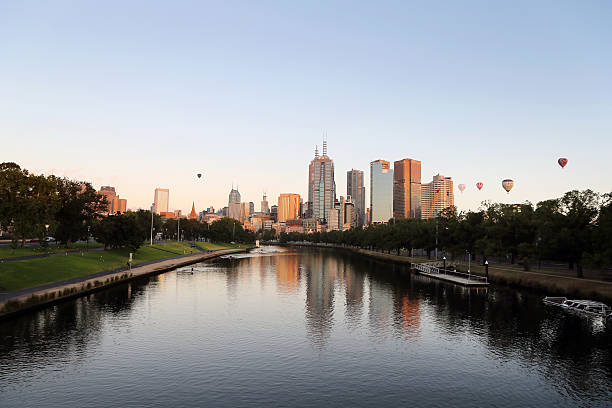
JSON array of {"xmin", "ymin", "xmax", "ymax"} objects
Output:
[{"xmin": 1, "ymin": 247, "xmax": 610, "ymax": 407}]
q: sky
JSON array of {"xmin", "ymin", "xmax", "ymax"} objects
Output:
[{"xmin": 1, "ymin": 0, "xmax": 611, "ymax": 214}]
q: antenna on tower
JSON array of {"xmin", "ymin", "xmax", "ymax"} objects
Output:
[
  {"xmin": 322, "ymin": 133, "xmax": 328, "ymax": 156},
  {"xmin": 315, "ymin": 145, "xmax": 319, "ymax": 158}
]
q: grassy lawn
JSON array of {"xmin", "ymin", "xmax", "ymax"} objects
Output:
[
  {"xmin": 0, "ymin": 242, "xmax": 104, "ymax": 259},
  {"xmin": 195, "ymin": 242, "xmax": 245, "ymax": 251},
  {"xmin": 0, "ymin": 242, "xmax": 192, "ymax": 292}
]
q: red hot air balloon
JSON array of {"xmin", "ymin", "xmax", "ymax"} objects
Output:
[
  {"xmin": 476, "ymin": 182, "xmax": 483, "ymax": 191},
  {"xmin": 558, "ymin": 158, "xmax": 568, "ymax": 168}
]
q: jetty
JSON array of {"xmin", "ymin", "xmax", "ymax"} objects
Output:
[{"xmin": 412, "ymin": 262, "xmax": 489, "ymax": 287}]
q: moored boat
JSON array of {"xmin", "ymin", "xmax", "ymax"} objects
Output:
[{"xmin": 543, "ymin": 296, "xmax": 612, "ymax": 320}]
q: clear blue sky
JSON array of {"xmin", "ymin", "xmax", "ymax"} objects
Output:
[{"xmin": 1, "ymin": 1, "xmax": 611, "ymax": 213}]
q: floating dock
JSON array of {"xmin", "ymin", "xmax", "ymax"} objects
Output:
[{"xmin": 412, "ymin": 263, "xmax": 489, "ymax": 287}]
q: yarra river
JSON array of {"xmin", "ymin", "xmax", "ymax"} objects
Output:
[{"xmin": 1, "ymin": 247, "xmax": 611, "ymax": 407}]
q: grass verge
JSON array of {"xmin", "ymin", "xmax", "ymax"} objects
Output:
[{"xmin": 0, "ymin": 242, "xmax": 193, "ymax": 292}]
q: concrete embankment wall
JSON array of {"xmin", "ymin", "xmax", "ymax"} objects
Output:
[
  {"xmin": 286, "ymin": 243, "xmax": 612, "ymax": 303},
  {"xmin": 0, "ymin": 248, "xmax": 244, "ymax": 319}
]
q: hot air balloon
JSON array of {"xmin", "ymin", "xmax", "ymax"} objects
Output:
[
  {"xmin": 458, "ymin": 184, "xmax": 466, "ymax": 193},
  {"xmin": 502, "ymin": 179, "xmax": 514, "ymax": 193},
  {"xmin": 476, "ymin": 182, "xmax": 483, "ymax": 191},
  {"xmin": 558, "ymin": 158, "xmax": 568, "ymax": 168},
  {"xmin": 197, "ymin": 173, "xmax": 202, "ymax": 179}
]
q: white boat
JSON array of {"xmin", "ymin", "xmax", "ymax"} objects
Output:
[{"xmin": 543, "ymin": 296, "xmax": 612, "ymax": 320}]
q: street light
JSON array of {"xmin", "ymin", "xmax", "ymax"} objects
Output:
[
  {"xmin": 87, "ymin": 225, "xmax": 90, "ymax": 251},
  {"xmin": 442, "ymin": 256, "xmax": 446, "ymax": 274},
  {"xmin": 467, "ymin": 251, "xmax": 471, "ymax": 281},
  {"xmin": 485, "ymin": 260, "xmax": 489, "ymax": 281},
  {"xmin": 150, "ymin": 204, "xmax": 154, "ymax": 246}
]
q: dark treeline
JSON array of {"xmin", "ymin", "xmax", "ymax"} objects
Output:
[
  {"xmin": 0, "ymin": 163, "xmax": 254, "ymax": 251},
  {"xmin": 279, "ymin": 190, "xmax": 612, "ymax": 278},
  {"xmin": 159, "ymin": 217, "xmax": 255, "ymax": 244}
]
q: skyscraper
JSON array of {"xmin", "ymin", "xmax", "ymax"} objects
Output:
[
  {"xmin": 370, "ymin": 160, "xmax": 393, "ymax": 223},
  {"xmin": 308, "ymin": 140, "xmax": 336, "ymax": 223},
  {"xmin": 277, "ymin": 193, "xmax": 301, "ymax": 222},
  {"xmin": 228, "ymin": 187, "xmax": 241, "ymax": 220},
  {"xmin": 347, "ymin": 169, "xmax": 365, "ymax": 226},
  {"xmin": 393, "ymin": 158, "xmax": 421, "ymax": 219},
  {"xmin": 153, "ymin": 188, "xmax": 169, "ymax": 215},
  {"xmin": 421, "ymin": 174, "xmax": 454, "ymax": 219},
  {"xmin": 261, "ymin": 193, "xmax": 269, "ymax": 214}
]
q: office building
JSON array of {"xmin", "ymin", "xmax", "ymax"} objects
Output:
[
  {"xmin": 393, "ymin": 158, "xmax": 421, "ymax": 219},
  {"xmin": 308, "ymin": 140, "xmax": 336, "ymax": 223},
  {"xmin": 240, "ymin": 202, "xmax": 251, "ymax": 222},
  {"xmin": 277, "ymin": 193, "xmax": 301, "ymax": 222},
  {"xmin": 421, "ymin": 174, "xmax": 454, "ymax": 219},
  {"xmin": 228, "ymin": 187, "xmax": 241, "ymax": 220},
  {"xmin": 347, "ymin": 169, "xmax": 365, "ymax": 226},
  {"xmin": 98, "ymin": 186, "xmax": 128, "ymax": 215},
  {"xmin": 370, "ymin": 160, "xmax": 393, "ymax": 223},
  {"xmin": 261, "ymin": 194, "xmax": 269, "ymax": 214},
  {"xmin": 153, "ymin": 188, "xmax": 169, "ymax": 215}
]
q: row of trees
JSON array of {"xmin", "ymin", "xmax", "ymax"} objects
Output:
[
  {"xmin": 279, "ymin": 190, "xmax": 612, "ymax": 278},
  {"xmin": 0, "ymin": 163, "xmax": 108, "ymax": 247},
  {"xmin": 159, "ymin": 217, "xmax": 256, "ymax": 244},
  {"xmin": 1, "ymin": 163, "xmax": 256, "ymax": 250}
]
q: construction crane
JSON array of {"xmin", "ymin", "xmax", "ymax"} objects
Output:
[{"xmin": 427, "ymin": 189, "xmax": 440, "ymax": 219}]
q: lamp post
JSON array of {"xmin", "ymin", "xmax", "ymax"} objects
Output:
[
  {"xmin": 177, "ymin": 216, "xmax": 180, "ymax": 242},
  {"xmin": 485, "ymin": 260, "xmax": 489, "ymax": 281},
  {"xmin": 150, "ymin": 204, "xmax": 154, "ymax": 246},
  {"xmin": 443, "ymin": 256, "xmax": 446, "ymax": 274},
  {"xmin": 467, "ymin": 251, "xmax": 471, "ymax": 281},
  {"xmin": 87, "ymin": 225, "xmax": 90, "ymax": 251}
]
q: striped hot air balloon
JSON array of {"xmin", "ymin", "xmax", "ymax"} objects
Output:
[
  {"xmin": 558, "ymin": 158, "xmax": 568, "ymax": 168},
  {"xmin": 458, "ymin": 184, "xmax": 466, "ymax": 193},
  {"xmin": 476, "ymin": 182, "xmax": 483, "ymax": 191}
]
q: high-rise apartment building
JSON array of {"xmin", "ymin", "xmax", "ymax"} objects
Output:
[
  {"xmin": 261, "ymin": 194, "xmax": 269, "ymax": 214},
  {"xmin": 393, "ymin": 158, "xmax": 421, "ymax": 219},
  {"xmin": 370, "ymin": 160, "xmax": 393, "ymax": 223},
  {"xmin": 228, "ymin": 187, "xmax": 241, "ymax": 220},
  {"xmin": 153, "ymin": 188, "xmax": 169, "ymax": 215},
  {"xmin": 308, "ymin": 140, "xmax": 336, "ymax": 224},
  {"xmin": 347, "ymin": 169, "xmax": 365, "ymax": 226},
  {"xmin": 420, "ymin": 174, "xmax": 454, "ymax": 219},
  {"xmin": 277, "ymin": 193, "xmax": 301, "ymax": 222}
]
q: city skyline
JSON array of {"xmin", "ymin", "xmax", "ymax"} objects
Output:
[{"xmin": 2, "ymin": 2, "xmax": 611, "ymax": 213}]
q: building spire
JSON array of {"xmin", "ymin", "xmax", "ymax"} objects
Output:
[
  {"xmin": 322, "ymin": 134, "xmax": 328, "ymax": 156},
  {"xmin": 315, "ymin": 145, "xmax": 319, "ymax": 158}
]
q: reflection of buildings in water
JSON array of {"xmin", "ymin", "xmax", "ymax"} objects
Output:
[
  {"xmin": 398, "ymin": 295, "xmax": 421, "ymax": 339},
  {"xmin": 276, "ymin": 254, "xmax": 300, "ymax": 294},
  {"xmin": 304, "ymin": 252, "xmax": 339, "ymax": 347},
  {"xmin": 343, "ymin": 263, "xmax": 366, "ymax": 325}
]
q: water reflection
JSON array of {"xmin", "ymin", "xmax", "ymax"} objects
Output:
[{"xmin": 0, "ymin": 247, "xmax": 610, "ymax": 407}]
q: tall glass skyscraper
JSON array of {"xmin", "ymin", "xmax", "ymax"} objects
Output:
[
  {"xmin": 347, "ymin": 169, "xmax": 365, "ymax": 226},
  {"xmin": 370, "ymin": 160, "xmax": 393, "ymax": 223},
  {"xmin": 308, "ymin": 140, "xmax": 336, "ymax": 223}
]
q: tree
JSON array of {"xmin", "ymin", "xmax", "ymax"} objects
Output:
[{"xmin": 54, "ymin": 178, "xmax": 107, "ymax": 248}]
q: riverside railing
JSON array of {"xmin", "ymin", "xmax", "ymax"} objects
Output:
[{"xmin": 412, "ymin": 262, "xmax": 488, "ymax": 283}]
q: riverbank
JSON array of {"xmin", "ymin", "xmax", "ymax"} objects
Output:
[
  {"xmin": 0, "ymin": 247, "xmax": 245, "ymax": 319},
  {"xmin": 285, "ymin": 242, "xmax": 612, "ymax": 303}
]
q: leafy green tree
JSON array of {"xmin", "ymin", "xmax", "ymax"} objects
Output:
[{"xmin": 54, "ymin": 178, "xmax": 107, "ymax": 248}]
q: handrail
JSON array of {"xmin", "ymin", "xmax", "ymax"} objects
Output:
[{"xmin": 412, "ymin": 262, "xmax": 488, "ymax": 283}]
